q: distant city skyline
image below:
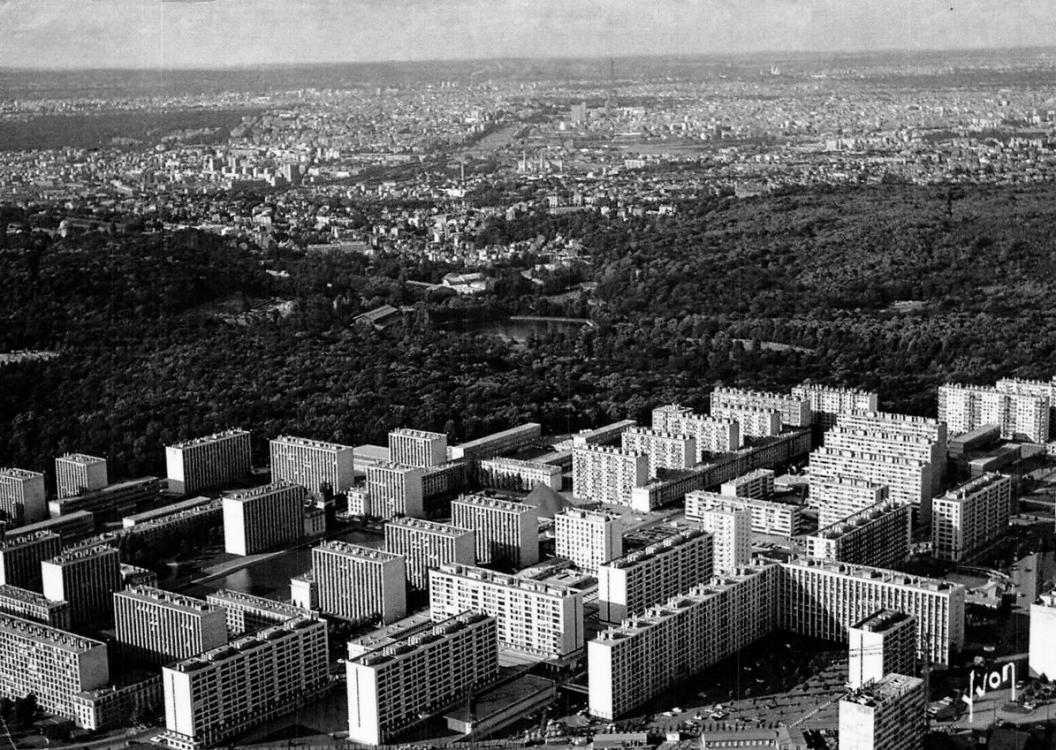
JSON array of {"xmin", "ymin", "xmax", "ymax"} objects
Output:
[{"xmin": 2, "ymin": 0, "xmax": 1055, "ymax": 70}]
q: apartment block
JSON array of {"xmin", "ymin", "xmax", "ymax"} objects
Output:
[
  {"xmin": 939, "ymin": 382, "xmax": 1050, "ymax": 443},
  {"xmin": 651, "ymin": 404, "xmax": 740, "ymax": 458},
  {"xmin": 346, "ymin": 612, "xmax": 498, "ymax": 745},
  {"xmin": 0, "ymin": 583, "xmax": 71, "ymax": 629},
  {"xmin": 41, "ymin": 544, "xmax": 122, "ymax": 626},
  {"xmin": 0, "ymin": 530, "xmax": 61, "ymax": 590},
  {"xmin": 572, "ymin": 445, "xmax": 649, "ymax": 506},
  {"xmin": 6, "ymin": 510, "xmax": 94, "ymax": 546},
  {"xmin": 710, "ymin": 387, "xmax": 812, "ymax": 428},
  {"xmin": 428, "ymin": 563, "xmax": 584, "ymax": 659},
  {"xmin": 449, "ymin": 423, "xmax": 542, "ymax": 460},
  {"xmin": 478, "ymin": 457, "xmax": 562, "ymax": 492},
  {"xmin": 597, "ymin": 528, "xmax": 713, "ymax": 622},
  {"xmin": 122, "ymin": 498, "xmax": 222, "ymax": 546},
  {"xmin": 313, "ymin": 541, "xmax": 406, "ymax": 624},
  {"xmin": 838, "ymin": 673, "xmax": 925, "ymax": 750},
  {"xmin": 387, "ymin": 428, "xmax": 448, "ymax": 468},
  {"xmin": 0, "ymin": 467, "xmax": 46, "ymax": 525},
  {"xmin": 206, "ymin": 589, "xmax": 311, "ymax": 636},
  {"xmin": 572, "ymin": 420, "xmax": 638, "ymax": 448},
  {"xmin": 691, "ymin": 499, "xmax": 751, "ymax": 575},
  {"xmin": 165, "ymin": 429, "xmax": 252, "ymax": 495},
  {"xmin": 554, "ymin": 509, "xmax": 622, "ymax": 572},
  {"xmin": 384, "ymin": 516, "xmax": 476, "ymax": 590},
  {"xmin": 114, "ymin": 586, "xmax": 228, "ymax": 667},
  {"xmin": 49, "ymin": 476, "xmax": 160, "ymax": 521},
  {"xmin": 450, "ymin": 494, "xmax": 538, "ymax": 569},
  {"xmin": 269, "ymin": 435, "xmax": 355, "ymax": 499},
  {"xmin": 1030, "ymin": 592, "xmax": 1056, "ymax": 680},
  {"xmin": 365, "ymin": 463, "xmax": 425, "ymax": 519},
  {"xmin": 686, "ymin": 491, "xmax": 805, "ymax": 538},
  {"xmin": 778, "ymin": 558, "xmax": 965, "ymax": 666},
  {"xmin": 805, "ymin": 502, "xmax": 912, "ymax": 570},
  {"xmin": 620, "ymin": 427, "xmax": 696, "ymax": 476},
  {"xmin": 222, "ymin": 481, "xmax": 304, "ymax": 556},
  {"xmin": 162, "ymin": 617, "xmax": 328, "ymax": 750},
  {"xmin": 812, "ymin": 479, "xmax": 890, "ymax": 529},
  {"xmin": 931, "ymin": 473, "xmax": 1012, "ymax": 562},
  {"xmin": 997, "ymin": 377, "xmax": 1056, "ymax": 438},
  {"xmin": 0, "ymin": 614, "xmax": 108, "ymax": 722},
  {"xmin": 848, "ymin": 610, "xmax": 917, "ymax": 689},
  {"xmin": 710, "ymin": 406, "xmax": 781, "ymax": 441},
  {"xmin": 720, "ymin": 469, "xmax": 775, "ymax": 500},
  {"xmin": 589, "ymin": 564, "xmax": 779, "ymax": 719},
  {"xmin": 55, "ymin": 454, "xmax": 108, "ymax": 499},
  {"xmin": 790, "ymin": 384, "xmax": 879, "ymax": 430}
]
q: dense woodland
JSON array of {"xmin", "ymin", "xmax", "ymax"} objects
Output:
[{"xmin": 3, "ymin": 182, "xmax": 1056, "ymax": 480}]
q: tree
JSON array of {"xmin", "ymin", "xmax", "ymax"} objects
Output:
[{"xmin": 13, "ymin": 693, "xmax": 36, "ymax": 728}]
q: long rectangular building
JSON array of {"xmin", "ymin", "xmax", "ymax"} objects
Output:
[
  {"xmin": 597, "ymin": 528, "xmax": 712, "ymax": 623},
  {"xmin": 41, "ymin": 543, "xmax": 122, "ymax": 626},
  {"xmin": 790, "ymin": 384, "xmax": 879, "ymax": 429},
  {"xmin": 48, "ymin": 476, "xmax": 160, "ymax": 519},
  {"xmin": 449, "ymin": 423, "xmax": 542, "ymax": 460},
  {"xmin": 162, "ymin": 617, "xmax": 328, "ymax": 750},
  {"xmin": 620, "ymin": 428, "xmax": 696, "ymax": 476},
  {"xmin": 346, "ymin": 612, "xmax": 498, "ymax": 746},
  {"xmin": 939, "ymin": 382, "xmax": 1049, "ymax": 443},
  {"xmin": 651, "ymin": 405, "xmax": 739, "ymax": 458},
  {"xmin": 428, "ymin": 563, "xmax": 584, "ymax": 659},
  {"xmin": 205, "ymin": 589, "xmax": 311, "ymax": 636},
  {"xmin": 450, "ymin": 494, "xmax": 538, "ymax": 569},
  {"xmin": 165, "ymin": 428, "xmax": 252, "ymax": 495},
  {"xmin": 804, "ymin": 502, "xmax": 912, "ymax": 570},
  {"xmin": 222, "ymin": 481, "xmax": 305, "ymax": 556},
  {"xmin": 0, "ymin": 583, "xmax": 70, "ymax": 629},
  {"xmin": 313, "ymin": 541, "xmax": 407, "ymax": 624},
  {"xmin": 269, "ymin": 435, "xmax": 355, "ymax": 499},
  {"xmin": 478, "ymin": 456, "xmax": 562, "ymax": 492},
  {"xmin": 710, "ymin": 387, "xmax": 812, "ymax": 428},
  {"xmin": 589, "ymin": 564, "xmax": 779, "ymax": 719},
  {"xmin": 0, "ymin": 614, "xmax": 109, "ymax": 722},
  {"xmin": 384, "ymin": 516, "xmax": 476, "ymax": 591},
  {"xmin": 114, "ymin": 587, "xmax": 228, "ymax": 668},
  {"xmin": 572, "ymin": 445, "xmax": 649, "ymax": 506},
  {"xmin": 932, "ymin": 473, "xmax": 1012, "ymax": 562},
  {"xmin": 811, "ymin": 479, "xmax": 890, "ymax": 529}
]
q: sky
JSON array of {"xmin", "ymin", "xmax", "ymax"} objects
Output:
[{"xmin": 1, "ymin": 0, "xmax": 1054, "ymax": 69}]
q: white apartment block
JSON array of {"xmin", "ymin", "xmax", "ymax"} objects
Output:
[
  {"xmin": 346, "ymin": 612, "xmax": 498, "ymax": 746},
  {"xmin": 387, "ymin": 428, "xmax": 448, "ymax": 468},
  {"xmin": 55, "ymin": 454, "xmax": 108, "ymax": 499},
  {"xmin": 939, "ymin": 383, "xmax": 1050, "ymax": 443},
  {"xmin": 0, "ymin": 530, "xmax": 61, "ymax": 590},
  {"xmin": 720, "ymin": 468, "xmax": 775, "ymax": 500},
  {"xmin": 0, "ymin": 614, "xmax": 108, "ymax": 723},
  {"xmin": 554, "ymin": 509, "xmax": 622, "ymax": 572},
  {"xmin": 691, "ymin": 500, "xmax": 751, "ymax": 575},
  {"xmin": 652, "ymin": 404, "xmax": 740, "ymax": 458},
  {"xmin": 710, "ymin": 387, "xmax": 812, "ymax": 428},
  {"xmin": 478, "ymin": 456, "xmax": 562, "ymax": 492},
  {"xmin": 165, "ymin": 429, "xmax": 252, "ymax": 495},
  {"xmin": 428, "ymin": 563, "xmax": 584, "ymax": 659},
  {"xmin": 1030, "ymin": 592, "xmax": 1056, "ymax": 680},
  {"xmin": 931, "ymin": 473, "xmax": 1012, "ymax": 562},
  {"xmin": 222, "ymin": 481, "xmax": 305, "ymax": 556},
  {"xmin": 589, "ymin": 563, "xmax": 779, "ymax": 719},
  {"xmin": 997, "ymin": 377, "xmax": 1056, "ymax": 438},
  {"xmin": 205, "ymin": 589, "xmax": 311, "ymax": 636},
  {"xmin": 597, "ymin": 528, "xmax": 713, "ymax": 622},
  {"xmin": 812, "ymin": 478, "xmax": 890, "ymax": 529},
  {"xmin": 686, "ymin": 491, "xmax": 805, "ymax": 538},
  {"xmin": 848, "ymin": 610, "xmax": 917, "ymax": 689},
  {"xmin": 269, "ymin": 435, "xmax": 355, "ymax": 499},
  {"xmin": 449, "ymin": 423, "xmax": 542, "ymax": 460},
  {"xmin": 790, "ymin": 384, "xmax": 879, "ymax": 429},
  {"xmin": 838, "ymin": 673, "xmax": 925, "ymax": 750},
  {"xmin": 572, "ymin": 420, "xmax": 638, "ymax": 448},
  {"xmin": 41, "ymin": 544, "xmax": 122, "ymax": 626},
  {"xmin": 806, "ymin": 502, "xmax": 912, "ymax": 570},
  {"xmin": 620, "ymin": 427, "xmax": 696, "ymax": 476},
  {"xmin": 113, "ymin": 586, "xmax": 228, "ymax": 667},
  {"xmin": 710, "ymin": 406, "xmax": 781, "ymax": 441},
  {"xmin": 0, "ymin": 467, "xmax": 47, "ymax": 525},
  {"xmin": 162, "ymin": 616, "xmax": 328, "ymax": 750},
  {"xmin": 312, "ymin": 541, "xmax": 407, "ymax": 624},
  {"xmin": 451, "ymin": 494, "xmax": 539, "ymax": 569},
  {"xmin": 384, "ymin": 516, "xmax": 476, "ymax": 590},
  {"xmin": 572, "ymin": 445, "xmax": 649, "ymax": 506},
  {"xmin": 778, "ymin": 558, "xmax": 965, "ymax": 666},
  {"xmin": 365, "ymin": 462, "xmax": 425, "ymax": 519}
]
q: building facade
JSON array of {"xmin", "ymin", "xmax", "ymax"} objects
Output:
[
  {"xmin": 365, "ymin": 463, "xmax": 425, "ymax": 519},
  {"xmin": 572, "ymin": 445, "xmax": 649, "ymax": 506},
  {"xmin": 651, "ymin": 404, "xmax": 739, "ymax": 458},
  {"xmin": 790, "ymin": 384, "xmax": 879, "ymax": 430},
  {"xmin": 939, "ymin": 382, "xmax": 1050, "ymax": 443},
  {"xmin": 387, "ymin": 428, "xmax": 448, "ymax": 468},
  {"xmin": 312, "ymin": 541, "xmax": 407, "ymax": 624},
  {"xmin": 710, "ymin": 387, "xmax": 812, "ymax": 428},
  {"xmin": 450, "ymin": 495, "xmax": 539, "ymax": 569},
  {"xmin": 691, "ymin": 500, "xmax": 751, "ymax": 575},
  {"xmin": 0, "ymin": 583, "xmax": 70, "ymax": 629},
  {"xmin": 720, "ymin": 469, "xmax": 775, "ymax": 500},
  {"xmin": 384, "ymin": 517, "xmax": 476, "ymax": 591},
  {"xmin": 848, "ymin": 610, "xmax": 917, "ymax": 689},
  {"xmin": 806, "ymin": 502, "xmax": 912, "ymax": 570},
  {"xmin": 428, "ymin": 563, "xmax": 584, "ymax": 659},
  {"xmin": 478, "ymin": 457, "xmax": 562, "ymax": 492},
  {"xmin": 41, "ymin": 544, "xmax": 122, "ymax": 626},
  {"xmin": 205, "ymin": 589, "xmax": 311, "ymax": 636},
  {"xmin": 619, "ymin": 428, "xmax": 696, "ymax": 477},
  {"xmin": 554, "ymin": 509, "xmax": 622, "ymax": 572},
  {"xmin": 268, "ymin": 435, "xmax": 355, "ymax": 499},
  {"xmin": 931, "ymin": 473, "xmax": 1012, "ymax": 562},
  {"xmin": 838, "ymin": 673, "xmax": 925, "ymax": 750},
  {"xmin": 165, "ymin": 429, "xmax": 252, "ymax": 495},
  {"xmin": 222, "ymin": 481, "xmax": 305, "ymax": 556},
  {"xmin": 0, "ymin": 530, "xmax": 61, "ymax": 590},
  {"xmin": 709, "ymin": 406, "xmax": 781, "ymax": 441},
  {"xmin": 0, "ymin": 467, "xmax": 47, "ymax": 525},
  {"xmin": 114, "ymin": 586, "xmax": 228, "ymax": 667},
  {"xmin": 812, "ymin": 479, "xmax": 890, "ymax": 529},
  {"xmin": 55, "ymin": 454, "xmax": 109, "ymax": 499}
]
